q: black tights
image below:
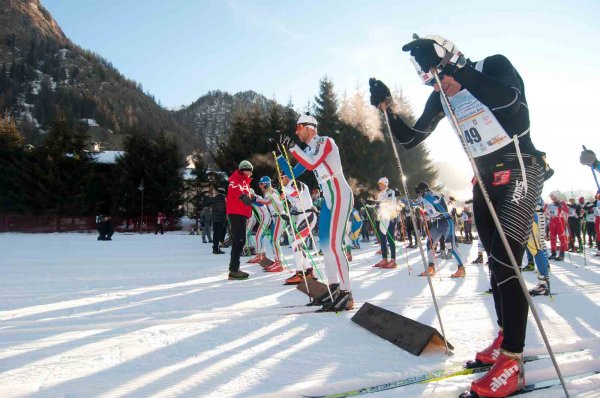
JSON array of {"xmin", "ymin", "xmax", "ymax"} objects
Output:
[{"xmin": 473, "ymin": 154, "xmax": 544, "ymax": 353}]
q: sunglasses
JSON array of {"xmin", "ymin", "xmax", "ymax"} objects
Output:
[{"xmin": 426, "ymin": 72, "xmax": 445, "ymax": 86}]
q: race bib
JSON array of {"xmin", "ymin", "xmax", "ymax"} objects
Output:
[
  {"xmin": 568, "ymin": 207, "xmax": 576, "ymax": 217},
  {"xmin": 443, "ymin": 90, "xmax": 512, "ymax": 158},
  {"xmin": 547, "ymin": 205, "xmax": 558, "ymax": 217}
]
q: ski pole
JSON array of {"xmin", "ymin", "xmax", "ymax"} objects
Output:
[
  {"xmin": 275, "ymin": 146, "xmax": 324, "ymax": 275},
  {"xmin": 277, "ymin": 142, "xmax": 331, "ymax": 287},
  {"xmin": 583, "ymin": 145, "xmax": 600, "ymax": 191},
  {"xmin": 273, "ymin": 150, "xmax": 315, "ymax": 299},
  {"xmin": 432, "ymin": 69, "xmax": 570, "ymax": 396},
  {"xmin": 380, "ymin": 109, "xmax": 451, "ymax": 355}
]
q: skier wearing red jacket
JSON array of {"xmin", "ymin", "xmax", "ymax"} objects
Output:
[
  {"xmin": 226, "ymin": 160, "xmax": 255, "ymax": 280},
  {"xmin": 544, "ymin": 192, "xmax": 568, "ymax": 261}
]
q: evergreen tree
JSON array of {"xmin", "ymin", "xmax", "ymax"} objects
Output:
[
  {"xmin": 188, "ymin": 151, "xmax": 210, "ymax": 218},
  {"xmin": 313, "ymin": 76, "xmax": 340, "ymax": 135},
  {"xmin": 0, "ymin": 114, "xmax": 30, "ymax": 213},
  {"xmin": 114, "ymin": 133, "xmax": 186, "ymax": 220}
]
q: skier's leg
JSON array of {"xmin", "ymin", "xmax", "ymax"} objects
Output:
[
  {"xmin": 228, "ymin": 215, "xmax": 247, "ymax": 273},
  {"xmin": 378, "ymin": 220, "xmax": 388, "ymax": 259},
  {"xmin": 387, "ymin": 220, "xmax": 397, "ymax": 260}
]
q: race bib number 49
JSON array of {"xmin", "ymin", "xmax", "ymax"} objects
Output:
[{"xmin": 445, "ymin": 90, "xmax": 512, "ymax": 158}]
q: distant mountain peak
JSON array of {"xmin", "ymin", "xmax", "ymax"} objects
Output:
[{"xmin": 2, "ymin": 0, "xmax": 67, "ymax": 45}]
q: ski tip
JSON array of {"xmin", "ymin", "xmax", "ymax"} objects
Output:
[{"xmin": 459, "ymin": 391, "xmax": 478, "ymax": 398}]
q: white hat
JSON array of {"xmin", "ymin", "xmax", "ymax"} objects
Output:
[
  {"xmin": 378, "ymin": 177, "xmax": 389, "ymax": 186},
  {"xmin": 297, "ymin": 113, "xmax": 318, "ymax": 128}
]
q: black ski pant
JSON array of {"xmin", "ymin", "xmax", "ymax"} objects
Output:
[
  {"xmin": 212, "ymin": 221, "xmax": 226, "ymax": 252},
  {"xmin": 585, "ymin": 221, "xmax": 596, "ymax": 246},
  {"xmin": 377, "ymin": 220, "xmax": 396, "ymax": 260},
  {"xmin": 464, "ymin": 222, "xmax": 473, "ymax": 242},
  {"xmin": 405, "ymin": 217, "xmax": 417, "ymax": 245},
  {"xmin": 567, "ymin": 218, "xmax": 582, "ymax": 249},
  {"xmin": 228, "ymin": 214, "xmax": 248, "ymax": 272},
  {"xmin": 473, "ymin": 153, "xmax": 544, "ymax": 354}
]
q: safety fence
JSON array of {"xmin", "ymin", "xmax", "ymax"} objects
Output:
[{"xmin": 0, "ymin": 215, "xmax": 182, "ymax": 233}]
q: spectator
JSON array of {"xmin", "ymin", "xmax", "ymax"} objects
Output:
[
  {"xmin": 155, "ymin": 212, "xmax": 166, "ymax": 235},
  {"xmin": 211, "ymin": 187, "xmax": 227, "ymax": 254}
]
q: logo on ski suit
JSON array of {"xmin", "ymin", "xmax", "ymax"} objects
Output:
[
  {"xmin": 490, "ymin": 364, "xmax": 519, "ymax": 392},
  {"xmin": 511, "ymin": 179, "xmax": 525, "ymax": 204}
]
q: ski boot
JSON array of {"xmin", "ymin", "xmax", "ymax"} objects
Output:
[
  {"xmin": 555, "ymin": 251, "xmax": 564, "ymax": 261},
  {"xmin": 470, "ymin": 329, "xmax": 503, "ymax": 366},
  {"xmin": 372, "ymin": 258, "xmax": 389, "ymax": 268},
  {"xmin": 317, "ymin": 290, "xmax": 354, "ymax": 312},
  {"xmin": 522, "ymin": 261, "xmax": 535, "ymax": 271},
  {"xmin": 548, "ymin": 251, "xmax": 557, "ymax": 260},
  {"xmin": 313, "ymin": 284, "xmax": 340, "ymax": 306},
  {"xmin": 284, "ymin": 271, "xmax": 306, "ymax": 285},
  {"xmin": 380, "ymin": 259, "xmax": 397, "ymax": 269},
  {"xmin": 304, "ymin": 267, "xmax": 317, "ymax": 280},
  {"xmin": 469, "ymin": 349, "xmax": 524, "ymax": 398},
  {"xmin": 472, "ymin": 252, "xmax": 484, "ymax": 264},
  {"xmin": 419, "ymin": 263, "xmax": 436, "ymax": 277},
  {"xmin": 529, "ymin": 276, "xmax": 550, "ymax": 296},
  {"xmin": 228, "ymin": 270, "xmax": 249, "ymax": 280},
  {"xmin": 451, "ymin": 267, "xmax": 466, "ymax": 278},
  {"xmin": 264, "ymin": 261, "xmax": 283, "ymax": 272}
]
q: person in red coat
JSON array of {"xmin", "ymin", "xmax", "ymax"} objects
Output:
[
  {"xmin": 226, "ymin": 160, "xmax": 255, "ymax": 280},
  {"xmin": 544, "ymin": 192, "xmax": 568, "ymax": 261}
]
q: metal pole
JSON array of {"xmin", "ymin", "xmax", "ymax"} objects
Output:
[
  {"xmin": 381, "ymin": 110, "xmax": 450, "ymax": 354},
  {"xmin": 431, "ymin": 69, "xmax": 569, "ymax": 396}
]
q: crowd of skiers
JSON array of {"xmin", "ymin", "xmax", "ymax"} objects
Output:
[
  {"xmin": 85, "ymin": 32, "xmax": 597, "ymax": 397},
  {"xmin": 195, "ymin": 34, "xmax": 600, "ymax": 398}
]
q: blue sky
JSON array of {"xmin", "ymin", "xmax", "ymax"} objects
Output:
[{"xmin": 42, "ymin": 0, "xmax": 599, "ymax": 197}]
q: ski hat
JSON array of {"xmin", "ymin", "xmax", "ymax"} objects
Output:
[
  {"xmin": 378, "ymin": 177, "xmax": 389, "ymax": 186},
  {"xmin": 579, "ymin": 197, "xmax": 585, "ymax": 204},
  {"xmin": 259, "ymin": 176, "xmax": 271, "ymax": 185},
  {"xmin": 415, "ymin": 181, "xmax": 430, "ymax": 194},
  {"xmin": 402, "ymin": 34, "xmax": 461, "ymax": 86},
  {"xmin": 238, "ymin": 160, "xmax": 253, "ymax": 172},
  {"xmin": 297, "ymin": 112, "xmax": 318, "ymax": 129}
]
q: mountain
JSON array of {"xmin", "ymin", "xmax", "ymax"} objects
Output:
[
  {"xmin": 173, "ymin": 90, "xmax": 281, "ymax": 152},
  {"xmin": 0, "ymin": 0, "xmax": 203, "ymax": 152}
]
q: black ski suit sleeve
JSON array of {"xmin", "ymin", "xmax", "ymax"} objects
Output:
[
  {"xmin": 452, "ymin": 54, "xmax": 524, "ymax": 117},
  {"xmin": 385, "ymin": 91, "xmax": 444, "ymax": 149}
]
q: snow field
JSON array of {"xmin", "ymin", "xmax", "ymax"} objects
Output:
[{"xmin": 0, "ymin": 233, "xmax": 599, "ymax": 397}]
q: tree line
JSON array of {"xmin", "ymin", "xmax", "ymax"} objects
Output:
[{"xmin": 0, "ymin": 76, "xmax": 438, "ymax": 218}]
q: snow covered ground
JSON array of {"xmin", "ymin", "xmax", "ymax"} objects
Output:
[{"xmin": 0, "ymin": 232, "xmax": 599, "ymax": 398}]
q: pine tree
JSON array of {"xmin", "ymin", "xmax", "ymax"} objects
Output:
[
  {"xmin": 313, "ymin": 76, "xmax": 340, "ymax": 135},
  {"xmin": 34, "ymin": 116, "xmax": 93, "ymax": 214},
  {"xmin": 188, "ymin": 151, "xmax": 210, "ymax": 218},
  {"xmin": 0, "ymin": 114, "xmax": 30, "ymax": 213},
  {"xmin": 114, "ymin": 132, "xmax": 186, "ymax": 220}
]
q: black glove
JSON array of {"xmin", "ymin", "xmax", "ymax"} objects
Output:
[
  {"xmin": 239, "ymin": 194, "xmax": 252, "ymax": 206},
  {"xmin": 404, "ymin": 39, "xmax": 443, "ymax": 73},
  {"xmin": 580, "ymin": 149, "xmax": 597, "ymax": 167},
  {"xmin": 402, "ymin": 38, "xmax": 464, "ymax": 76},
  {"xmin": 280, "ymin": 214, "xmax": 289, "ymax": 223},
  {"xmin": 268, "ymin": 137, "xmax": 279, "ymax": 152},
  {"xmin": 368, "ymin": 78, "xmax": 391, "ymax": 107},
  {"xmin": 279, "ymin": 134, "xmax": 296, "ymax": 150}
]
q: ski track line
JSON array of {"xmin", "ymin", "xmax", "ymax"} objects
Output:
[{"xmin": 2, "ymin": 281, "xmax": 598, "ymax": 335}]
